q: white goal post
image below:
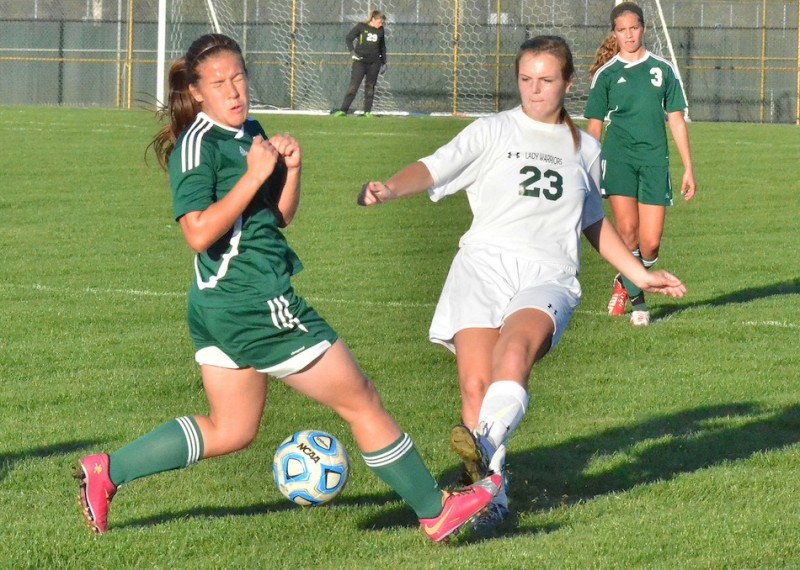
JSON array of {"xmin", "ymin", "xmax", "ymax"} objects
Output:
[
  {"xmin": 156, "ymin": 0, "xmax": 166, "ymax": 108},
  {"xmin": 156, "ymin": 0, "xmax": 226, "ymax": 108}
]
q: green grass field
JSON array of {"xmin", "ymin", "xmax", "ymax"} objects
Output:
[{"xmin": 2, "ymin": 106, "xmax": 800, "ymax": 569}]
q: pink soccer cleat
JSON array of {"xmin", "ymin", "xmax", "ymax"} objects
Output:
[
  {"xmin": 419, "ymin": 473, "xmax": 502, "ymax": 542},
  {"xmin": 76, "ymin": 453, "xmax": 117, "ymax": 534}
]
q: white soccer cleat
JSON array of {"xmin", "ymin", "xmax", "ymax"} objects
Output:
[{"xmin": 630, "ymin": 309, "xmax": 651, "ymax": 326}]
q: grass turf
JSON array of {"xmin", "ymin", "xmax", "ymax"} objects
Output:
[{"xmin": 1, "ymin": 107, "xmax": 799, "ymax": 568}]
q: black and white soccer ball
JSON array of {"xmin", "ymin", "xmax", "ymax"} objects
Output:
[{"xmin": 272, "ymin": 430, "xmax": 350, "ymax": 506}]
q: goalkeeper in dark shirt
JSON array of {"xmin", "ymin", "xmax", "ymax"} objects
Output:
[{"xmin": 333, "ymin": 10, "xmax": 387, "ymax": 117}]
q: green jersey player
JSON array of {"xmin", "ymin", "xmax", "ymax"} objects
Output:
[
  {"xmin": 76, "ymin": 33, "xmax": 500, "ymax": 542},
  {"xmin": 585, "ymin": 1, "xmax": 697, "ymax": 326},
  {"xmin": 358, "ymin": 36, "xmax": 687, "ymax": 535}
]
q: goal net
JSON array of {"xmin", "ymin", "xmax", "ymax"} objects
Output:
[
  {"xmin": 157, "ymin": 0, "xmax": 401, "ymax": 114},
  {"xmin": 157, "ymin": 0, "xmax": 686, "ymax": 117},
  {"xmin": 432, "ymin": 0, "xmax": 687, "ymax": 117}
]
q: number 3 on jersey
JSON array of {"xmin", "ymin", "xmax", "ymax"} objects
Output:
[
  {"xmin": 650, "ymin": 67, "xmax": 663, "ymax": 87},
  {"xmin": 518, "ymin": 165, "xmax": 563, "ymax": 200}
]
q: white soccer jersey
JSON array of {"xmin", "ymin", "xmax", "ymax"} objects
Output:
[{"xmin": 421, "ymin": 106, "xmax": 604, "ymax": 274}]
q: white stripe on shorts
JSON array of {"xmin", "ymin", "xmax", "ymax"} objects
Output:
[
  {"xmin": 267, "ymin": 296, "xmax": 308, "ymax": 332},
  {"xmin": 266, "ymin": 297, "xmax": 282, "ymax": 329}
]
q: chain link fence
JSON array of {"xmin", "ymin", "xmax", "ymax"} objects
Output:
[{"xmin": 0, "ymin": 0, "xmax": 797, "ymax": 123}]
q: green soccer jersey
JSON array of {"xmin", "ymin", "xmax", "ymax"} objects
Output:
[
  {"xmin": 584, "ymin": 51, "xmax": 686, "ymax": 166},
  {"xmin": 169, "ymin": 112, "xmax": 303, "ymax": 308}
]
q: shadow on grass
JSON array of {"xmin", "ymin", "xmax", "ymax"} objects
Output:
[
  {"xmin": 0, "ymin": 440, "xmax": 96, "ymax": 481},
  {"xmin": 115, "ymin": 492, "xmax": 401, "ymax": 531},
  {"xmin": 109, "ymin": 402, "xmax": 800, "ymax": 537},
  {"xmin": 652, "ymin": 277, "xmax": 800, "ymax": 321},
  {"xmin": 358, "ymin": 402, "xmax": 800, "ymax": 537}
]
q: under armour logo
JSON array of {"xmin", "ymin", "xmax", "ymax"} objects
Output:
[{"xmin": 507, "ymin": 151, "xmax": 520, "ymax": 158}]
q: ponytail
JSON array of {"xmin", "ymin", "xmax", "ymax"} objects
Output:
[
  {"xmin": 149, "ymin": 58, "xmax": 200, "ymax": 170},
  {"xmin": 147, "ymin": 33, "xmax": 245, "ymax": 171},
  {"xmin": 588, "ymin": 34, "xmax": 619, "ymax": 80},
  {"xmin": 560, "ymin": 108, "xmax": 580, "ymax": 151}
]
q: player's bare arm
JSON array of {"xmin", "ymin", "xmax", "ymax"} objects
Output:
[
  {"xmin": 584, "ymin": 218, "xmax": 686, "ymax": 298},
  {"xmin": 268, "ymin": 133, "xmax": 302, "ymax": 226},
  {"xmin": 586, "ymin": 118, "xmax": 604, "ymax": 141},
  {"xmin": 180, "ymin": 135, "xmax": 280, "ymax": 252},
  {"xmin": 357, "ymin": 161, "xmax": 434, "ymax": 206},
  {"xmin": 667, "ymin": 111, "xmax": 696, "ymax": 201}
]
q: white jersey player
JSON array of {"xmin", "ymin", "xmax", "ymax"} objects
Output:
[
  {"xmin": 357, "ymin": 36, "xmax": 686, "ymax": 534},
  {"xmin": 421, "ymin": 107, "xmax": 605, "ymax": 354}
]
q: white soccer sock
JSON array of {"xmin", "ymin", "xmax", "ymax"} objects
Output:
[
  {"xmin": 488, "ymin": 444, "xmax": 508, "ymax": 506},
  {"xmin": 474, "ymin": 381, "xmax": 527, "ymax": 509},
  {"xmin": 642, "ymin": 256, "xmax": 658, "ymax": 269},
  {"xmin": 477, "ymin": 380, "xmax": 529, "ymax": 450}
]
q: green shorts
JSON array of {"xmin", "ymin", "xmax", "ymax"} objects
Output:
[
  {"xmin": 187, "ymin": 291, "xmax": 339, "ymax": 379},
  {"xmin": 600, "ymin": 159, "xmax": 673, "ymax": 206}
]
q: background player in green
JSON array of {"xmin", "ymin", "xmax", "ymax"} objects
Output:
[
  {"xmin": 332, "ymin": 9, "xmax": 387, "ymax": 117},
  {"xmin": 584, "ymin": 1, "xmax": 696, "ymax": 326},
  {"xmin": 75, "ymin": 33, "xmax": 499, "ymax": 542}
]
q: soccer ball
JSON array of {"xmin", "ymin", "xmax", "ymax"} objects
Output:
[{"xmin": 272, "ymin": 430, "xmax": 350, "ymax": 506}]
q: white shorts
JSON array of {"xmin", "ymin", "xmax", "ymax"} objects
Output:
[
  {"xmin": 195, "ymin": 341, "xmax": 331, "ymax": 379},
  {"xmin": 429, "ymin": 245, "xmax": 582, "ymax": 353}
]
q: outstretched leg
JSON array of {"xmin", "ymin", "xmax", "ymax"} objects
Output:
[
  {"xmin": 284, "ymin": 339, "xmax": 500, "ymax": 541},
  {"xmin": 77, "ymin": 365, "xmax": 268, "ymax": 534},
  {"xmin": 451, "ymin": 309, "xmax": 553, "ymax": 533}
]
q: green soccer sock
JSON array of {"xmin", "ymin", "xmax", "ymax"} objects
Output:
[
  {"xmin": 620, "ymin": 247, "xmax": 644, "ymax": 304},
  {"xmin": 630, "ymin": 292, "xmax": 647, "ymax": 310},
  {"xmin": 628, "ymin": 255, "xmax": 658, "ymax": 310},
  {"xmin": 361, "ymin": 433, "xmax": 443, "ymax": 519},
  {"xmin": 108, "ymin": 416, "xmax": 204, "ymax": 486}
]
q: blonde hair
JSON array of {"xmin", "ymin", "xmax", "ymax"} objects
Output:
[{"xmin": 588, "ymin": 33, "xmax": 620, "ymax": 80}]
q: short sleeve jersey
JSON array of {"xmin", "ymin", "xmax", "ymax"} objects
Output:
[
  {"xmin": 419, "ymin": 107, "xmax": 604, "ymax": 275},
  {"xmin": 584, "ymin": 51, "xmax": 686, "ymax": 166},
  {"xmin": 169, "ymin": 112, "xmax": 303, "ymax": 308}
]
